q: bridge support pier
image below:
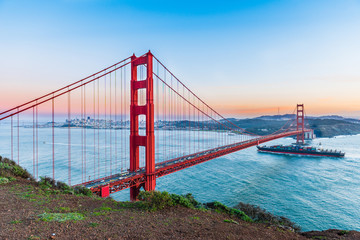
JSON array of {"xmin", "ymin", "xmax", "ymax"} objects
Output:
[
  {"xmin": 130, "ymin": 51, "xmax": 156, "ymax": 200},
  {"xmin": 130, "ymin": 184, "xmax": 141, "ymax": 201}
]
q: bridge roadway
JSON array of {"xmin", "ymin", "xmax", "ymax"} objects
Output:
[{"xmin": 82, "ymin": 130, "xmax": 305, "ymax": 196}]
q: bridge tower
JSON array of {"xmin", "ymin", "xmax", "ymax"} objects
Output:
[
  {"xmin": 296, "ymin": 104, "xmax": 305, "ymax": 145},
  {"xmin": 130, "ymin": 51, "xmax": 155, "ymax": 201}
]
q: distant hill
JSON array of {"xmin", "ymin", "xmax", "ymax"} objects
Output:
[
  {"xmin": 253, "ymin": 114, "xmax": 295, "ymax": 121},
  {"xmin": 165, "ymin": 114, "xmax": 360, "ymax": 138},
  {"xmin": 222, "ymin": 115, "xmax": 360, "ymax": 138}
]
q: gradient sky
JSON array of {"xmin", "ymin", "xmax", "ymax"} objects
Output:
[{"xmin": 1, "ymin": 0, "xmax": 360, "ymax": 117}]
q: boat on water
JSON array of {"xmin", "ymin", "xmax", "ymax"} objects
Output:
[{"xmin": 257, "ymin": 144, "xmax": 345, "ymax": 157}]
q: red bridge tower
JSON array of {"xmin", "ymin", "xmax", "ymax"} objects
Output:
[
  {"xmin": 296, "ymin": 104, "xmax": 305, "ymax": 145},
  {"xmin": 130, "ymin": 51, "xmax": 155, "ymax": 200}
]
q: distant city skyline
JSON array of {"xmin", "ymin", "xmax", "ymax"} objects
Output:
[{"xmin": 1, "ymin": 0, "xmax": 359, "ymax": 118}]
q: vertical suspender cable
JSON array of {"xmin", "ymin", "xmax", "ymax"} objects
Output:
[
  {"xmin": 120, "ymin": 67, "xmax": 123, "ymax": 171},
  {"xmin": 81, "ymin": 85, "xmax": 84, "ymax": 182},
  {"xmin": 156, "ymin": 62, "xmax": 159, "ymax": 164},
  {"xmin": 162, "ymin": 70, "xmax": 167, "ymax": 161},
  {"xmin": 93, "ymin": 80, "xmax": 96, "ymax": 180},
  {"xmin": 115, "ymin": 67, "xmax": 117, "ymax": 172},
  {"xmin": 123, "ymin": 65, "xmax": 126, "ymax": 170},
  {"xmin": 68, "ymin": 90, "xmax": 71, "ymax": 186},
  {"xmin": 52, "ymin": 96, "xmax": 55, "ymax": 180},
  {"xmin": 17, "ymin": 108, "xmax": 19, "ymax": 165},
  {"xmin": 36, "ymin": 104, "xmax": 38, "ymax": 179},
  {"xmin": 104, "ymin": 73, "xmax": 107, "ymax": 176},
  {"xmin": 97, "ymin": 78, "xmax": 100, "ymax": 178},
  {"xmin": 188, "ymin": 91, "xmax": 190, "ymax": 155},
  {"xmin": 33, "ymin": 107, "xmax": 35, "ymax": 177},
  {"xmin": 11, "ymin": 116, "xmax": 13, "ymax": 160},
  {"xmin": 84, "ymin": 85, "xmax": 87, "ymax": 181},
  {"xmin": 110, "ymin": 72, "xmax": 112, "ymax": 175}
]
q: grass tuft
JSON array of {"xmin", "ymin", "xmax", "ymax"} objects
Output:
[
  {"xmin": 38, "ymin": 212, "xmax": 84, "ymax": 222},
  {"xmin": 224, "ymin": 219, "xmax": 239, "ymax": 224},
  {"xmin": 10, "ymin": 220, "xmax": 22, "ymax": 224}
]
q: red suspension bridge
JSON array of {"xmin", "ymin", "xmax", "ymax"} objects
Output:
[{"xmin": 0, "ymin": 51, "xmax": 310, "ymax": 200}]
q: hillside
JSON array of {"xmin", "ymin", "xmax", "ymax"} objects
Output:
[
  {"xmin": 226, "ymin": 115, "xmax": 360, "ymax": 138},
  {"xmin": 1, "ymin": 156, "xmax": 360, "ymax": 239}
]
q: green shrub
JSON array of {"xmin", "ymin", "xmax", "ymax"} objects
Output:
[
  {"xmin": 56, "ymin": 181, "xmax": 72, "ymax": 191},
  {"xmin": 38, "ymin": 176, "xmax": 55, "ymax": 189},
  {"xmin": 205, "ymin": 201, "xmax": 253, "ymax": 222},
  {"xmin": 7, "ymin": 176, "xmax": 16, "ymax": 181},
  {"xmin": 170, "ymin": 194, "xmax": 193, "ymax": 208},
  {"xmin": 0, "ymin": 177, "xmax": 9, "ymax": 184},
  {"xmin": 170, "ymin": 193, "xmax": 201, "ymax": 209},
  {"xmin": 138, "ymin": 191, "xmax": 174, "ymax": 211},
  {"xmin": 38, "ymin": 177, "xmax": 91, "ymax": 196},
  {"xmin": 12, "ymin": 165, "xmax": 31, "ymax": 179},
  {"xmin": 235, "ymin": 202, "xmax": 300, "ymax": 232},
  {"xmin": 0, "ymin": 162, "xmax": 12, "ymax": 170},
  {"xmin": 74, "ymin": 186, "xmax": 93, "ymax": 196},
  {"xmin": 0, "ymin": 157, "xmax": 33, "ymax": 180}
]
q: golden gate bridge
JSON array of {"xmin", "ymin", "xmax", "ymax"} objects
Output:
[{"xmin": 0, "ymin": 51, "xmax": 310, "ymax": 200}]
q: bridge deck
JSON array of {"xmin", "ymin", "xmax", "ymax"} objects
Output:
[{"xmin": 82, "ymin": 130, "xmax": 305, "ymax": 196}]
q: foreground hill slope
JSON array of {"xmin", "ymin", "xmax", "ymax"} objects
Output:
[
  {"xmin": 1, "ymin": 178, "xmax": 307, "ymax": 240},
  {"xmin": 1, "ymin": 157, "xmax": 360, "ymax": 239}
]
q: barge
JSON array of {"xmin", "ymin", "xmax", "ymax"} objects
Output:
[{"xmin": 257, "ymin": 144, "xmax": 345, "ymax": 157}]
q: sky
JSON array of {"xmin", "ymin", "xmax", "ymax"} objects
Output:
[{"xmin": 0, "ymin": 0, "xmax": 360, "ymax": 118}]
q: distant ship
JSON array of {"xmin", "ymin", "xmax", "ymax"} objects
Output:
[{"xmin": 257, "ymin": 145, "xmax": 345, "ymax": 157}]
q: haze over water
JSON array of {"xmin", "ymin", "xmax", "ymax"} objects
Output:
[{"xmin": 0, "ymin": 122, "xmax": 359, "ymax": 232}]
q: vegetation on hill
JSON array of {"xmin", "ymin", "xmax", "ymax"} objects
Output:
[{"xmin": 235, "ymin": 202, "xmax": 300, "ymax": 232}]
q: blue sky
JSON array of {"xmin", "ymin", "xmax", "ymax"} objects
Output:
[{"xmin": 1, "ymin": 0, "xmax": 360, "ymax": 117}]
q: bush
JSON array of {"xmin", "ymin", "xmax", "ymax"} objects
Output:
[
  {"xmin": 0, "ymin": 177, "xmax": 9, "ymax": 184},
  {"xmin": 170, "ymin": 193, "xmax": 201, "ymax": 209},
  {"xmin": 12, "ymin": 165, "xmax": 31, "ymax": 179},
  {"xmin": 0, "ymin": 162, "xmax": 12, "ymax": 170},
  {"xmin": 0, "ymin": 156, "xmax": 33, "ymax": 180},
  {"xmin": 234, "ymin": 202, "xmax": 301, "ymax": 232},
  {"xmin": 56, "ymin": 181, "xmax": 73, "ymax": 194},
  {"xmin": 205, "ymin": 201, "xmax": 253, "ymax": 222},
  {"xmin": 73, "ymin": 186, "xmax": 93, "ymax": 196},
  {"xmin": 39, "ymin": 176, "xmax": 56, "ymax": 189},
  {"xmin": 138, "ymin": 191, "xmax": 174, "ymax": 211},
  {"xmin": 138, "ymin": 191, "xmax": 206, "ymax": 211}
]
